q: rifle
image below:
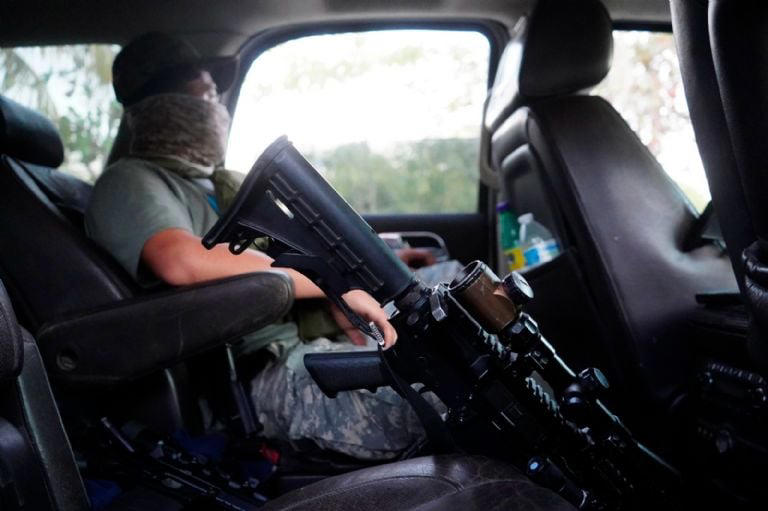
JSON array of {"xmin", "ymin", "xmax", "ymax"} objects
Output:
[{"xmin": 203, "ymin": 136, "xmax": 680, "ymax": 510}]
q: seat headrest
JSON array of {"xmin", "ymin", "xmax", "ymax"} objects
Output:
[
  {"xmin": 484, "ymin": 0, "xmax": 613, "ymax": 131},
  {"xmin": 0, "ymin": 95, "xmax": 64, "ymax": 168},
  {"xmin": 0, "ymin": 280, "xmax": 23, "ymax": 381}
]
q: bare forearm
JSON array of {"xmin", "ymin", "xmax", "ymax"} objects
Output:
[
  {"xmin": 141, "ymin": 228, "xmax": 396, "ymax": 346},
  {"xmin": 141, "ymin": 228, "xmax": 324, "ymax": 298}
]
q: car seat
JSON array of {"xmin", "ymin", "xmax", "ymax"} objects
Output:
[
  {"xmin": 0, "ymin": 94, "xmax": 293, "ymax": 430},
  {"xmin": 0, "ymin": 278, "xmax": 90, "ymax": 510},
  {"xmin": 483, "ymin": 0, "xmax": 736, "ymax": 420},
  {"xmin": 671, "ymin": 0, "xmax": 768, "ymax": 370},
  {"xmin": 0, "ymin": 275, "xmax": 574, "ymax": 511}
]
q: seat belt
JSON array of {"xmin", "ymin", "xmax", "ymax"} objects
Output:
[{"xmin": 377, "ymin": 343, "xmax": 457, "ymax": 455}]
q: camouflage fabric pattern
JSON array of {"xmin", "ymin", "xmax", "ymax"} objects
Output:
[
  {"xmin": 251, "ymin": 336, "xmax": 428, "ymax": 460},
  {"xmin": 127, "ymin": 93, "xmax": 230, "ymax": 168},
  {"xmin": 126, "ymin": 93, "xmax": 252, "ymax": 216}
]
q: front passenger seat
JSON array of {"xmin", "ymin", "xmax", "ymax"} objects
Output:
[{"xmin": 484, "ymin": 0, "xmax": 736, "ymax": 416}]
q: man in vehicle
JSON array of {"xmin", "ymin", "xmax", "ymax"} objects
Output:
[{"xmin": 86, "ymin": 33, "xmax": 428, "ymax": 461}]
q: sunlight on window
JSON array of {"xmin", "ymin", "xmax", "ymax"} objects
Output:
[
  {"xmin": 593, "ymin": 31, "xmax": 710, "ymax": 211},
  {"xmin": 227, "ymin": 30, "xmax": 489, "ymax": 214}
]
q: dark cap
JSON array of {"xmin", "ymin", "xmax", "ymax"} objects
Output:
[{"xmin": 113, "ymin": 32, "xmax": 238, "ymax": 106}]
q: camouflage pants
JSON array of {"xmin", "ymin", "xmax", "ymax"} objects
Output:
[
  {"xmin": 250, "ymin": 336, "xmax": 426, "ymax": 461},
  {"xmin": 247, "ymin": 261, "xmax": 461, "ymax": 461}
]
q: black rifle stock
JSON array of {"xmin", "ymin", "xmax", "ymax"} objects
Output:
[
  {"xmin": 203, "ymin": 136, "xmax": 414, "ymax": 336},
  {"xmin": 203, "ymin": 137, "xmax": 679, "ymax": 510}
]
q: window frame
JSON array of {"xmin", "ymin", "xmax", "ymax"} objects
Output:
[{"xmin": 225, "ymin": 19, "xmax": 507, "ymax": 216}]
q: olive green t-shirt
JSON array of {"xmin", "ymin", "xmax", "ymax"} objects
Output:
[
  {"xmin": 86, "ymin": 157, "xmax": 220, "ymax": 286},
  {"xmin": 85, "ymin": 156, "xmax": 317, "ymax": 355}
]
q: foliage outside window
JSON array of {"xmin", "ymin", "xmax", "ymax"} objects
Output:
[
  {"xmin": 227, "ymin": 30, "xmax": 490, "ymax": 214},
  {"xmin": 593, "ymin": 31, "xmax": 710, "ymax": 211},
  {"xmin": 1, "ymin": 45, "xmax": 121, "ymax": 182}
]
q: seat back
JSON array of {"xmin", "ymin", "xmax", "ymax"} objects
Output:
[
  {"xmin": 484, "ymin": 0, "xmax": 736, "ymax": 408},
  {"xmin": 0, "ymin": 278, "xmax": 89, "ymax": 510},
  {"xmin": 705, "ymin": 2, "xmax": 768, "ymax": 247},
  {"xmin": 106, "ymin": 116, "xmax": 132, "ymax": 167},
  {"xmin": 0, "ymin": 95, "xmax": 137, "ymax": 331},
  {"xmin": 669, "ymin": 0, "xmax": 755, "ymax": 294},
  {"xmin": 671, "ymin": 0, "xmax": 768, "ymax": 367}
]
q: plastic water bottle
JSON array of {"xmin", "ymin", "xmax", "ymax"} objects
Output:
[
  {"xmin": 518, "ymin": 213, "xmax": 559, "ymax": 269},
  {"xmin": 497, "ymin": 202, "xmax": 525, "ymax": 272}
]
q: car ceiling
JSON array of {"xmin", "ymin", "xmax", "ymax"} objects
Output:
[{"xmin": 0, "ymin": 0, "xmax": 670, "ymax": 55}]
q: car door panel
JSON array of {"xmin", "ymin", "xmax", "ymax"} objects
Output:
[{"xmin": 365, "ymin": 213, "xmax": 489, "ymax": 265}]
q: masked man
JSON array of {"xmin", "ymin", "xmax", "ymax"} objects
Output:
[{"xmin": 86, "ymin": 33, "xmax": 428, "ymax": 460}]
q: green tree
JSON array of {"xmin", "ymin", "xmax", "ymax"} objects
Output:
[
  {"xmin": 231, "ymin": 30, "xmax": 488, "ymax": 213},
  {"xmin": 0, "ymin": 45, "xmax": 121, "ymax": 182},
  {"xmin": 307, "ymin": 138, "xmax": 478, "ymax": 214},
  {"xmin": 1, "ymin": 48, "xmax": 59, "ymax": 118}
]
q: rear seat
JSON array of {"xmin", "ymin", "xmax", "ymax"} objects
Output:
[
  {"xmin": 0, "ymin": 96, "xmax": 575, "ymax": 511},
  {"xmin": 0, "ymin": 274, "xmax": 574, "ymax": 511}
]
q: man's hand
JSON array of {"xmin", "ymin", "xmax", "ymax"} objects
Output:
[
  {"xmin": 330, "ymin": 290, "xmax": 397, "ymax": 349},
  {"xmin": 396, "ymin": 247, "xmax": 437, "ymax": 269}
]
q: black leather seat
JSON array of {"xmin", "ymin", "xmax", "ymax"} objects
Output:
[
  {"xmin": 483, "ymin": 0, "xmax": 736, "ymax": 416},
  {"xmin": 0, "ymin": 278, "xmax": 90, "ymax": 510},
  {"xmin": 671, "ymin": 0, "xmax": 768, "ymax": 369},
  {"xmin": 264, "ymin": 454, "xmax": 574, "ymax": 511},
  {"xmin": 669, "ymin": 0, "xmax": 755, "ymax": 295},
  {"xmin": 0, "ymin": 94, "xmax": 293, "ymax": 431},
  {"xmin": 0, "ymin": 277, "xmax": 232, "ymax": 511}
]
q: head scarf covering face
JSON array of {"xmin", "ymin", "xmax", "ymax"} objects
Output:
[{"xmin": 127, "ymin": 93, "xmax": 231, "ymax": 172}]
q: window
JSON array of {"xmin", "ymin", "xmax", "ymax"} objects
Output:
[
  {"xmin": 593, "ymin": 31, "xmax": 710, "ymax": 211},
  {"xmin": 1, "ymin": 45, "xmax": 121, "ymax": 182},
  {"xmin": 227, "ymin": 29, "xmax": 490, "ymax": 214}
]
